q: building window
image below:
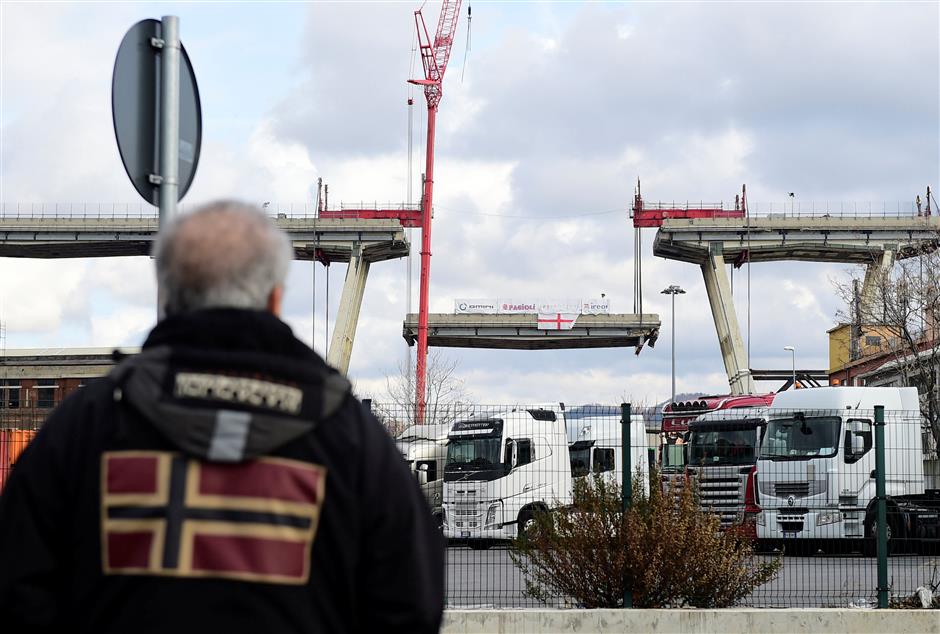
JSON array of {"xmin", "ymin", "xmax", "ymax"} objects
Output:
[
  {"xmin": 865, "ymin": 335, "xmax": 882, "ymax": 347},
  {"xmin": 0, "ymin": 380, "xmax": 21, "ymax": 409},
  {"xmin": 35, "ymin": 386, "xmax": 57, "ymax": 408}
]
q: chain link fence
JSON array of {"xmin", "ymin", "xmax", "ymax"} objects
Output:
[
  {"xmin": 3, "ymin": 397, "xmax": 938, "ymax": 608},
  {"xmin": 377, "ymin": 399, "xmax": 940, "ymax": 609}
]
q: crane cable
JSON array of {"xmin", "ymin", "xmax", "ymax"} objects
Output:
[
  {"xmin": 406, "ymin": 24, "xmax": 418, "ymax": 376},
  {"xmin": 312, "ymin": 258, "xmax": 317, "ymax": 350},
  {"xmin": 461, "ymin": 5, "xmax": 472, "ymax": 83},
  {"xmin": 746, "ymin": 194, "xmax": 751, "ymax": 371},
  {"xmin": 324, "ymin": 264, "xmax": 330, "ymax": 354}
]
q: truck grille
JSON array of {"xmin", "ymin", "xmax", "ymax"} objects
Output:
[
  {"xmin": 774, "ymin": 482, "xmax": 810, "ymax": 497},
  {"xmin": 449, "ymin": 485, "xmax": 485, "ymax": 529},
  {"xmin": 688, "ymin": 471, "xmax": 744, "ymax": 528}
]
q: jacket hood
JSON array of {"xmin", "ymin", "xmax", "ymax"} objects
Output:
[{"xmin": 111, "ymin": 310, "xmax": 351, "ymax": 462}]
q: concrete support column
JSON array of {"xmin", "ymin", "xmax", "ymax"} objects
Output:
[
  {"xmin": 700, "ymin": 246, "xmax": 755, "ymax": 395},
  {"xmin": 326, "ymin": 246, "xmax": 370, "ymax": 375},
  {"xmin": 860, "ymin": 249, "xmax": 895, "ymax": 320}
]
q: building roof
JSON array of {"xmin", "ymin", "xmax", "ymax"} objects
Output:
[{"xmin": 0, "ymin": 347, "xmax": 139, "ymax": 359}]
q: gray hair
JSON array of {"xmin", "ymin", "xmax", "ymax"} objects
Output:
[{"xmin": 153, "ymin": 201, "xmax": 293, "ymax": 315}]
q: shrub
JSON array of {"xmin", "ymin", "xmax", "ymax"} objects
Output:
[{"xmin": 509, "ymin": 470, "xmax": 781, "ymax": 608}]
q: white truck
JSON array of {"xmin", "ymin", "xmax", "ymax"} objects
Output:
[
  {"xmin": 756, "ymin": 386, "xmax": 940, "ymax": 554},
  {"xmin": 396, "ymin": 423, "xmax": 452, "ymax": 528},
  {"xmin": 567, "ymin": 414, "xmax": 650, "ymax": 495},
  {"xmin": 442, "ymin": 406, "xmax": 573, "ymax": 547}
]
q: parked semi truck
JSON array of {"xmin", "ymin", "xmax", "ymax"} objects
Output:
[
  {"xmin": 442, "ymin": 406, "xmax": 572, "ymax": 546},
  {"xmin": 686, "ymin": 409, "xmax": 768, "ymax": 530},
  {"xmin": 756, "ymin": 386, "xmax": 940, "ymax": 553},
  {"xmin": 396, "ymin": 423, "xmax": 452, "ymax": 527},
  {"xmin": 659, "ymin": 394, "xmax": 774, "ymax": 509},
  {"xmin": 568, "ymin": 414, "xmax": 650, "ymax": 494}
]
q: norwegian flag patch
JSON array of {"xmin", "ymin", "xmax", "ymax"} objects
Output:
[{"xmin": 100, "ymin": 451, "xmax": 325, "ymax": 584}]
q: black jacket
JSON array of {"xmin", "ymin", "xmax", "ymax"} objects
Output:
[{"xmin": 0, "ymin": 309, "xmax": 444, "ymax": 633}]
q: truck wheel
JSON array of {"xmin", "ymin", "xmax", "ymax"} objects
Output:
[
  {"xmin": 518, "ymin": 510, "xmax": 535, "ymax": 537},
  {"xmin": 864, "ymin": 518, "xmax": 896, "ymax": 557},
  {"xmin": 519, "ymin": 507, "xmax": 546, "ymax": 538}
]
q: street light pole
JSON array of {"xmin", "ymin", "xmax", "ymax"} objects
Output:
[
  {"xmin": 784, "ymin": 345, "xmax": 796, "ymax": 389},
  {"xmin": 661, "ymin": 285, "xmax": 686, "ymax": 403}
]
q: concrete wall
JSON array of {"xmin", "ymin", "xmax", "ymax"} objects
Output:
[{"xmin": 443, "ymin": 608, "xmax": 938, "ymax": 633}]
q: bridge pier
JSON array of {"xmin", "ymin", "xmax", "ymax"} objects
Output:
[
  {"xmin": 700, "ymin": 246, "xmax": 755, "ymax": 395},
  {"xmin": 326, "ymin": 245, "xmax": 371, "ymax": 375},
  {"xmin": 860, "ymin": 249, "xmax": 895, "ymax": 318}
]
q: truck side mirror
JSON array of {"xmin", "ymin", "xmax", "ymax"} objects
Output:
[
  {"xmin": 851, "ymin": 433, "xmax": 865, "ymax": 455},
  {"xmin": 504, "ymin": 438, "xmax": 516, "ymax": 468},
  {"xmin": 844, "ymin": 423, "xmax": 872, "ymax": 464},
  {"xmin": 416, "ymin": 462, "xmax": 430, "ymax": 486}
]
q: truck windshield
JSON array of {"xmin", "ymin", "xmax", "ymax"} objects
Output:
[
  {"xmin": 661, "ymin": 443, "xmax": 686, "ymax": 471},
  {"xmin": 446, "ymin": 437, "xmax": 502, "ymax": 470},
  {"xmin": 688, "ymin": 429, "xmax": 757, "ymax": 466},
  {"xmin": 759, "ymin": 416, "xmax": 841, "ymax": 459}
]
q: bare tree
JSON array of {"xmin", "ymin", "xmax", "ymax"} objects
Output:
[
  {"xmin": 833, "ymin": 247, "xmax": 940, "ymax": 450},
  {"xmin": 376, "ymin": 349, "xmax": 475, "ymax": 429}
]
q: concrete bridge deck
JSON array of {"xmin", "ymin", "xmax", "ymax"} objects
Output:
[
  {"xmin": 0, "ymin": 216, "xmax": 410, "ymax": 263},
  {"xmin": 0, "ymin": 214, "xmax": 412, "ymax": 376},
  {"xmin": 651, "ymin": 215, "xmax": 939, "ymax": 395},
  {"xmin": 402, "ymin": 314, "xmax": 660, "ymax": 352},
  {"xmin": 654, "ymin": 216, "xmax": 940, "ymax": 265}
]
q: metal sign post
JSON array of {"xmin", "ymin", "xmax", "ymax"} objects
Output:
[
  {"xmin": 157, "ymin": 15, "xmax": 180, "ymax": 223},
  {"xmin": 620, "ymin": 402, "xmax": 633, "ymax": 609},
  {"xmin": 874, "ymin": 405, "xmax": 888, "ymax": 608}
]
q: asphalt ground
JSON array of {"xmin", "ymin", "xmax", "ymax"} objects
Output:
[{"xmin": 446, "ymin": 544, "xmax": 940, "ymax": 608}]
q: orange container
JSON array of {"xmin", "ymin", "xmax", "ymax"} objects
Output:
[
  {"xmin": 9, "ymin": 429, "xmax": 33, "ymax": 465},
  {"xmin": 0, "ymin": 429, "xmax": 38, "ymax": 492},
  {"xmin": 0, "ymin": 430, "xmax": 10, "ymax": 492}
]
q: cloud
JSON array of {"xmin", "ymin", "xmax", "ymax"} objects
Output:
[
  {"xmin": 0, "ymin": 259, "xmax": 89, "ymax": 336},
  {"xmin": 89, "ymin": 306, "xmax": 155, "ymax": 347},
  {"xmin": 1, "ymin": 2, "xmax": 937, "ymax": 406}
]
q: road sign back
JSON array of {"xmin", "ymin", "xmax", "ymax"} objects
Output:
[{"xmin": 112, "ymin": 19, "xmax": 201, "ymax": 207}]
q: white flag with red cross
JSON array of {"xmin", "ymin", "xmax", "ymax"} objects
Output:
[{"xmin": 537, "ymin": 313, "xmax": 578, "ymax": 330}]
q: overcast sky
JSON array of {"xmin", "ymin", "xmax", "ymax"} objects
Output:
[{"xmin": 1, "ymin": 1, "xmax": 938, "ymax": 405}]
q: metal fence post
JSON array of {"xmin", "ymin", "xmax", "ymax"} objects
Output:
[
  {"xmin": 874, "ymin": 404, "xmax": 888, "ymax": 608},
  {"xmin": 620, "ymin": 402, "xmax": 633, "ymax": 608}
]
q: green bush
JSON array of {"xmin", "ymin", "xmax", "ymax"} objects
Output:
[{"xmin": 509, "ymin": 470, "xmax": 781, "ymax": 608}]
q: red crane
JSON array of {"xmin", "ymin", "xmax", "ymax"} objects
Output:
[
  {"xmin": 409, "ymin": 0, "xmax": 462, "ymax": 424},
  {"xmin": 319, "ymin": 2, "xmax": 462, "ymax": 423}
]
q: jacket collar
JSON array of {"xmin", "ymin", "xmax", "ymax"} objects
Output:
[{"xmin": 144, "ymin": 308, "xmax": 316, "ymax": 362}]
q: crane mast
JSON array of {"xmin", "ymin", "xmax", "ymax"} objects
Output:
[{"xmin": 410, "ymin": 0, "xmax": 462, "ymax": 423}]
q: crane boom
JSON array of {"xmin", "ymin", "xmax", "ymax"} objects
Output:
[
  {"xmin": 316, "ymin": 2, "xmax": 463, "ymax": 406},
  {"xmin": 432, "ymin": 0, "xmax": 461, "ymax": 81}
]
